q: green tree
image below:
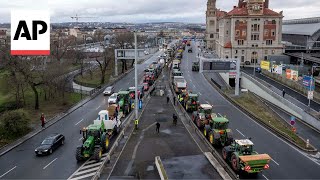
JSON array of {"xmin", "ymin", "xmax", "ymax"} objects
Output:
[{"xmin": 0, "ymin": 109, "xmax": 31, "ymax": 139}]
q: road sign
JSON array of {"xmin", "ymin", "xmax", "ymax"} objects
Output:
[
  {"xmin": 290, "ymin": 116, "xmax": 296, "ymax": 126},
  {"xmin": 139, "ymin": 99, "xmax": 142, "ymax": 109},
  {"xmin": 303, "ymin": 76, "xmax": 315, "ymax": 91},
  {"xmin": 203, "ymin": 61, "xmax": 235, "ymax": 71},
  {"xmin": 308, "ymin": 91, "xmax": 314, "ymax": 100}
]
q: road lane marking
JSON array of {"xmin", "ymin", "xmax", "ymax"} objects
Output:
[
  {"xmin": 75, "ymin": 119, "xmax": 84, "ymax": 126},
  {"xmin": 199, "ymin": 92, "xmax": 202, "ymax": 95},
  {"xmin": 262, "ymin": 174, "xmax": 269, "ymax": 180},
  {"xmin": 236, "ymin": 129, "xmax": 245, "ymax": 137},
  {"xmin": 43, "ymin": 158, "xmax": 57, "ymax": 170},
  {"xmin": 79, "ymin": 137, "xmax": 83, "ymax": 141},
  {"xmin": 205, "ymin": 100, "xmax": 210, "ymax": 104},
  {"xmin": 0, "ymin": 166, "xmax": 17, "ymax": 178},
  {"xmin": 217, "ymin": 113, "xmax": 222, "ymax": 117},
  {"xmin": 95, "ymin": 105, "xmax": 101, "ymax": 110},
  {"xmin": 271, "ymin": 158, "xmax": 280, "ymax": 166}
]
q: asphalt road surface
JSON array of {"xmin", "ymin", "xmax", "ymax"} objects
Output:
[
  {"xmin": 181, "ymin": 42, "xmax": 320, "ymax": 179},
  {"xmin": 0, "ymin": 50, "xmax": 164, "ymax": 179}
]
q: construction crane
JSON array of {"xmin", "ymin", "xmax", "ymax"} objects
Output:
[{"xmin": 71, "ymin": 14, "xmax": 96, "ymax": 23}]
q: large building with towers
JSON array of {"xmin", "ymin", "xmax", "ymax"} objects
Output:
[{"xmin": 205, "ymin": 0, "xmax": 284, "ymax": 65}]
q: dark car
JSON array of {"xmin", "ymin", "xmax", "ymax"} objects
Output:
[
  {"xmin": 255, "ymin": 67, "xmax": 262, "ymax": 73},
  {"xmin": 35, "ymin": 134, "xmax": 65, "ymax": 156},
  {"xmin": 188, "ymin": 48, "xmax": 193, "ymax": 53}
]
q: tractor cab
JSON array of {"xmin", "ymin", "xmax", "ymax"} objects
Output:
[
  {"xmin": 128, "ymin": 87, "xmax": 140, "ymax": 99},
  {"xmin": 188, "ymin": 93, "xmax": 199, "ymax": 104},
  {"xmin": 80, "ymin": 124, "xmax": 102, "ymax": 145},
  {"xmin": 233, "ymin": 139, "xmax": 254, "ymax": 155},
  {"xmin": 117, "ymin": 91, "xmax": 132, "ymax": 115},
  {"xmin": 199, "ymin": 104, "xmax": 214, "ymax": 118},
  {"xmin": 210, "ymin": 117, "xmax": 229, "ymax": 130}
]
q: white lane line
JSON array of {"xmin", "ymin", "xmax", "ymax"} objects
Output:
[
  {"xmin": 199, "ymin": 92, "xmax": 202, "ymax": 95},
  {"xmin": 271, "ymin": 158, "xmax": 280, "ymax": 166},
  {"xmin": 0, "ymin": 166, "xmax": 17, "ymax": 178},
  {"xmin": 75, "ymin": 119, "xmax": 84, "ymax": 126},
  {"xmin": 79, "ymin": 137, "xmax": 83, "ymax": 141},
  {"xmin": 43, "ymin": 158, "xmax": 58, "ymax": 170},
  {"xmin": 205, "ymin": 100, "xmax": 210, "ymax": 104},
  {"xmin": 236, "ymin": 129, "xmax": 246, "ymax": 137},
  {"xmin": 95, "ymin": 105, "xmax": 101, "ymax": 110},
  {"xmin": 262, "ymin": 174, "xmax": 269, "ymax": 180}
]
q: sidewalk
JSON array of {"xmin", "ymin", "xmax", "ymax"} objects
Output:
[{"xmin": 108, "ymin": 80, "xmax": 219, "ymax": 179}]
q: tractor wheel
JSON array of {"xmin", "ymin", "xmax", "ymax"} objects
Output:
[
  {"xmin": 76, "ymin": 147, "xmax": 83, "ymax": 161},
  {"xmin": 231, "ymin": 154, "xmax": 240, "ymax": 172},
  {"xmin": 222, "ymin": 147, "xmax": 228, "ymax": 160},
  {"xmin": 101, "ymin": 134, "xmax": 110, "ymax": 152},
  {"xmin": 93, "ymin": 147, "xmax": 102, "ymax": 162}
]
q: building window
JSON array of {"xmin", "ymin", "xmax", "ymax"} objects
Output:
[
  {"xmin": 235, "ymin": 50, "xmax": 238, "ymax": 54},
  {"xmin": 266, "ymin": 40, "xmax": 273, "ymax": 45},
  {"xmin": 210, "ymin": 34, "xmax": 214, "ymax": 38},
  {"xmin": 264, "ymin": 29, "xmax": 269, "ymax": 36},
  {"xmin": 265, "ymin": 50, "xmax": 268, "ymax": 54},
  {"xmin": 226, "ymin": 56, "xmax": 229, "ymax": 59},
  {"xmin": 242, "ymin": 30, "xmax": 246, "ymax": 37},
  {"xmin": 272, "ymin": 50, "xmax": 275, "ymax": 54},
  {"xmin": 264, "ymin": 56, "xmax": 268, "ymax": 60},
  {"xmin": 251, "ymin": 34, "xmax": 260, "ymax": 41},
  {"xmin": 242, "ymin": 50, "xmax": 245, "ymax": 54},
  {"xmin": 251, "ymin": 24, "xmax": 260, "ymax": 32},
  {"xmin": 272, "ymin": 20, "xmax": 276, "ymax": 24},
  {"xmin": 251, "ymin": 51, "xmax": 258, "ymax": 64},
  {"xmin": 241, "ymin": 56, "xmax": 245, "ymax": 62},
  {"xmin": 238, "ymin": 40, "xmax": 244, "ymax": 45},
  {"xmin": 235, "ymin": 56, "xmax": 238, "ymax": 59},
  {"xmin": 236, "ymin": 30, "xmax": 240, "ymax": 37},
  {"xmin": 210, "ymin": 20, "xmax": 215, "ymax": 26},
  {"xmin": 271, "ymin": 29, "xmax": 276, "ymax": 36},
  {"xmin": 226, "ymin": 30, "xmax": 229, "ymax": 35}
]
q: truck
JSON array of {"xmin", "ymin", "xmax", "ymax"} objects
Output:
[
  {"xmin": 192, "ymin": 62, "xmax": 199, "ymax": 72},
  {"xmin": 222, "ymin": 139, "xmax": 271, "ymax": 174},
  {"xmin": 173, "ymin": 76, "xmax": 187, "ymax": 94},
  {"xmin": 76, "ymin": 109, "xmax": 122, "ymax": 162},
  {"xmin": 204, "ymin": 117, "xmax": 233, "ymax": 147},
  {"xmin": 117, "ymin": 91, "xmax": 132, "ymax": 116},
  {"xmin": 192, "ymin": 104, "xmax": 217, "ymax": 129}
]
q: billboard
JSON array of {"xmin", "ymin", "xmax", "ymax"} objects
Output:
[
  {"xmin": 272, "ymin": 64, "xmax": 283, "ymax": 75},
  {"xmin": 303, "ymin": 76, "xmax": 315, "ymax": 91},
  {"xmin": 260, "ymin": 61, "xmax": 270, "ymax": 70},
  {"xmin": 286, "ymin": 69, "xmax": 299, "ymax": 81}
]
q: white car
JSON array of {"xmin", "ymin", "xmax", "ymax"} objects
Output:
[
  {"xmin": 103, "ymin": 86, "xmax": 114, "ymax": 96},
  {"xmin": 144, "ymin": 50, "xmax": 149, "ymax": 55},
  {"xmin": 108, "ymin": 93, "xmax": 118, "ymax": 104}
]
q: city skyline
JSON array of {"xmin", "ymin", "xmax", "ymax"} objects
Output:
[{"xmin": 0, "ymin": 0, "xmax": 319, "ymax": 23}]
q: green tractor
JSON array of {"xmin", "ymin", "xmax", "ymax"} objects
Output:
[
  {"xmin": 76, "ymin": 123, "xmax": 108, "ymax": 162},
  {"xmin": 184, "ymin": 93, "xmax": 199, "ymax": 112},
  {"xmin": 204, "ymin": 117, "xmax": 233, "ymax": 147},
  {"xmin": 222, "ymin": 139, "xmax": 271, "ymax": 174},
  {"xmin": 117, "ymin": 91, "xmax": 132, "ymax": 117},
  {"xmin": 192, "ymin": 62, "xmax": 199, "ymax": 72}
]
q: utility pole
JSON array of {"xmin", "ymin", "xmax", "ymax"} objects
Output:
[
  {"xmin": 134, "ymin": 32, "xmax": 138, "ymax": 120},
  {"xmin": 253, "ymin": 45, "xmax": 256, "ymax": 77}
]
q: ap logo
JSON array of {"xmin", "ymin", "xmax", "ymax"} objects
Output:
[{"xmin": 11, "ymin": 10, "xmax": 50, "ymax": 56}]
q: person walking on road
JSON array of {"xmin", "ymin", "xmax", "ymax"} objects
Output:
[
  {"xmin": 156, "ymin": 122, "xmax": 160, "ymax": 133},
  {"xmin": 167, "ymin": 95, "xmax": 170, "ymax": 104},
  {"xmin": 282, "ymin": 89, "xmax": 286, "ymax": 98},
  {"xmin": 134, "ymin": 119, "xmax": 139, "ymax": 130},
  {"xmin": 40, "ymin": 113, "xmax": 46, "ymax": 128},
  {"xmin": 173, "ymin": 96, "xmax": 176, "ymax": 106}
]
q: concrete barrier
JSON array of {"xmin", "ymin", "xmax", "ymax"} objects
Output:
[
  {"xmin": 155, "ymin": 156, "xmax": 168, "ymax": 180},
  {"xmin": 241, "ymin": 73, "xmax": 320, "ymax": 131}
]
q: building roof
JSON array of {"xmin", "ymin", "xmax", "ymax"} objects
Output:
[
  {"xmin": 200, "ymin": 104, "xmax": 212, "ymax": 110},
  {"xmin": 282, "ymin": 22, "xmax": 320, "ymax": 36},
  {"xmin": 216, "ymin": 10, "xmax": 227, "ymax": 18},
  {"xmin": 227, "ymin": 7, "xmax": 280, "ymax": 17},
  {"xmin": 235, "ymin": 139, "xmax": 254, "ymax": 146},
  {"xmin": 213, "ymin": 117, "xmax": 229, "ymax": 123}
]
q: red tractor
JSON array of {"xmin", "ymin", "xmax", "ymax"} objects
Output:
[
  {"xmin": 143, "ymin": 82, "xmax": 149, "ymax": 91},
  {"xmin": 192, "ymin": 104, "xmax": 217, "ymax": 129}
]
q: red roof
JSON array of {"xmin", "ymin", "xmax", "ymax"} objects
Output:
[
  {"xmin": 216, "ymin": 10, "xmax": 227, "ymax": 18},
  {"xmin": 227, "ymin": 7, "xmax": 280, "ymax": 16},
  {"xmin": 224, "ymin": 41, "xmax": 232, "ymax": 48}
]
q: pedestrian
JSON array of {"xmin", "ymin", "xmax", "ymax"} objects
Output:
[
  {"xmin": 134, "ymin": 119, "xmax": 139, "ymax": 130},
  {"xmin": 156, "ymin": 122, "xmax": 160, "ymax": 133},
  {"xmin": 167, "ymin": 95, "xmax": 170, "ymax": 104},
  {"xmin": 173, "ymin": 96, "xmax": 176, "ymax": 106},
  {"xmin": 40, "ymin": 113, "xmax": 45, "ymax": 128},
  {"xmin": 282, "ymin": 89, "xmax": 286, "ymax": 98}
]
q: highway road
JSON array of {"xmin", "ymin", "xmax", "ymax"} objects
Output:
[
  {"xmin": 0, "ymin": 50, "xmax": 163, "ymax": 179},
  {"xmin": 181, "ymin": 42, "xmax": 320, "ymax": 179}
]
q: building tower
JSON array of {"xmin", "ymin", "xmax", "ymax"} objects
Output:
[{"xmin": 205, "ymin": 0, "xmax": 218, "ymax": 51}]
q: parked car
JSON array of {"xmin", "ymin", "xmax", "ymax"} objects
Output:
[
  {"xmin": 35, "ymin": 134, "xmax": 65, "ymax": 156},
  {"xmin": 103, "ymin": 86, "xmax": 114, "ymax": 96},
  {"xmin": 108, "ymin": 93, "xmax": 118, "ymax": 104},
  {"xmin": 255, "ymin": 67, "xmax": 262, "ymax": 73}
]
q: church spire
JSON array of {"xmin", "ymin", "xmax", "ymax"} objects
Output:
[{"xmin": 207, "ymin": 0, "xmax": 216, "ymax": 9}]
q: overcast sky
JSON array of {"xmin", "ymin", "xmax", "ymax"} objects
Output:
[{"xmin": 0, "ymin": 0, "xmax": 319, "ymax": 23}]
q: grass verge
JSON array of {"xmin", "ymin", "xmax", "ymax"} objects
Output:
[
  {"xmin": 75, "ymin": 68, "xmax": 112, "ymax": 88},
  {"xmin": 231, "ymin": 91, "xmax": 314, "ymax": 150}
]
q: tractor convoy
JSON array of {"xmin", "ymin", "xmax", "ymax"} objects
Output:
[
  {"xmin": 75, "ymin": 51, "xmax": 165, "ymax": 162},
  {"xmin": 170, "ymin": 40, "xmax": 271, "ymax": 175}
]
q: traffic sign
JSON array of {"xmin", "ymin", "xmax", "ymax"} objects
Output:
[
  {"xmin": 290, "ymin": 116, "xmax": 296, "ymax": 126},
  {"xmin": 308, "ymin": 91, "xmax": 314, "ymax": 100}
]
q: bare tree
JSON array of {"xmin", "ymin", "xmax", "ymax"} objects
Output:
[
  {"xmin": 95, "ymin": 48, "xmax": 114, "ymax": 84},
  {"xmin": 113, "ymin": 32, "xmax": 134, "ymax": 73},
  {"xmin": 51, "ymin": 31, "xmax": 76, "ymax": 62}
]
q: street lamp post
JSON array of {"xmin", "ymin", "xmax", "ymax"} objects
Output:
[{"xmin": 134, "ymin": 32, "xmax": 138, "ymax": 120}]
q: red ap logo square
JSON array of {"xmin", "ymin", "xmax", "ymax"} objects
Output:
[{"xmin": 11, "ymin": 10, "xmax": 50, "ymax": 56}]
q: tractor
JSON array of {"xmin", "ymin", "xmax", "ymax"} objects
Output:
[
  {"xmin": 117, "ymin": 91, "xmax": 132, "ymax": 117},
  {"xmin": 184, "ymin": 93, "xmax": 199, "ymax": 112},
  {"xmin": 192, "ymin": 104, "xmax": 217, "ymax": 129},
  {"xmin": 192, "ymin": 62, "xmax": 199, "ymax": 72},
  {"xmin": 76, "ymin": 109, "xmax": 121, "ymax": 162},
  {"xmin": 222, "ymin": 139, "xmax": 271, "ymax": 174},
  {"xmin": 203, "ymin": 117, "xmax": 233, "ymax": 147}
]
